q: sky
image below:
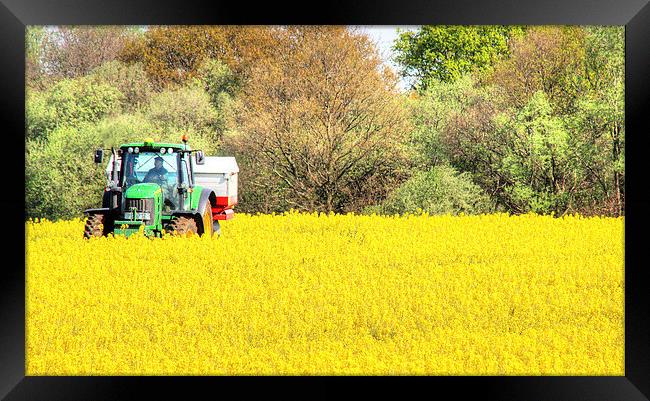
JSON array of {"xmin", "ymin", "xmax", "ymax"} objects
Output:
[{"xmin": 355, "ymin": 25, "xmax": 420, "ymax": 91}]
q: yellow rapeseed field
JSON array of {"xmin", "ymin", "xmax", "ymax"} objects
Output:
[{"xmin": 26, "ymin": 212, "xmax": 624, "ymax": 375}]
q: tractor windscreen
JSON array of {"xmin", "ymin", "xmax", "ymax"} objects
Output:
[{"xmin": 121, "ymin": 150, "xmax": 181, "ymax": 209}]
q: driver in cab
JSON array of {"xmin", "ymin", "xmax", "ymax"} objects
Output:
[{"xmin": 144, "ymin": 156, "xmax": 168, "ymax": 184}]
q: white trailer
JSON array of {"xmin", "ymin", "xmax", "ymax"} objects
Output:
[{"xmin": 193, "ymin": 156, "xmax": 239, "ymax": 220}]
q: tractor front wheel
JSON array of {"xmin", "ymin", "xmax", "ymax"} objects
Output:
[
  {"xmin": 84, "ymin": 213, "xmax": 107, "ymax": 239},
  {"xmin": 202, "ymin": 207, "xmax": 214, "ymax": 237},
  {"xmin": 165, "ymin": 216, "xmax": 198, "ymax": 237}
]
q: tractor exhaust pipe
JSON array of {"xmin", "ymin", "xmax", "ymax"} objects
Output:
[
  {"xmin": 109, "ymin": 147, "xmax": 121, "ymax": 210},
  {"xmin": 110, "ymin": 147, "xmax": 118, "ymax": 188}
]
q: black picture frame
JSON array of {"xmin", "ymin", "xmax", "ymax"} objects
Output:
[{"xmin": 2, "ymin": 0, "xmax": 649, "ymax": 399}]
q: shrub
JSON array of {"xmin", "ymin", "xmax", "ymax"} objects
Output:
[
  {"xmin": 26, "ymin": 77, "xmax": 124, "ymax": 140},
  {"xmin": 88, "ymin": 61, "xmax": 153, "ymax": 110},
  {"xmin": 145, "ymin": 85, "xmax": 222, "ymax": 153},
  {"xmin": 378, "ymin": 165, "xmax": 492, "ymax": 215},
  {"xmin": 26, "ymin": 90, "xmax": 57, "ymax": 141},
  {"xmin": 26, "ymin": 124, "xmax": 106, "ymax": 220}
]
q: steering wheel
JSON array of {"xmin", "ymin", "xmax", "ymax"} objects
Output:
[
  {"xmin": 143, "ymin": 173, "xmax": 165, "ymax": 185},
  {"xmin": 153, "ymin": 173, "xmax": 167, "ymax": 186}
]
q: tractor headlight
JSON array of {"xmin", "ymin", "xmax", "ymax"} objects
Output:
[
  {"xmin": 127, "ymin": 147, "xmax": 133, "ymax": 153},
  {"xmin": 160, "ymin": 148, "xmax": 166, "ymax": 154},
  {"xmin": 134, "ymin": 147, "xmax": 140, "ymax": 153},
  {"xmin": 168, "ymin": 148, "xmax": 174, "ymax": 154}
]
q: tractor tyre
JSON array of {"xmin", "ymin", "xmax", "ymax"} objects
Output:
[
  {"xmin": 202, "ymin": 206, "xmax": 214, "ymax": 237},
  {"xmin": 84, "ymin": 213, "xmax": 106, "ymax": 239},
  {"xmin": 166, "ymin": 216, "xmax": 198, "ymax": 237}
]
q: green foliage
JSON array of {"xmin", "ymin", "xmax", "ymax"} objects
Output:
[
  {"xmin": 144, "ymin": 84, "xmax": 222, "ymax": 154},
  {"xmin": 26, "ymin": 77, "xmax": 124, "ymax": 141},
  {"xmin": 403, "ymin": 26, "xmax": 625, "ymax": 216},
  {"xmin": 87, "ymin": 61, "xmax": 153, "ymax": 109},
  {"xmin": 377, "ymin": 165, "xmax": 491, "ymax": 215},
  {"xmin": 498, "ymin": 92, "xmax": 571, "ymax": 213},
  {"xmin": 23, "ymin": 25, "xmax": 626, "ymax": 219},
  {"xmin": 584, "ymin": 26, "xmax": 624, "ymax": 96},
  {"xmin": 195, "ymin": 59, "xmax": 239, "ymax": 141},
  {"xmin": 93, "ymin": 113, "xmax": 156, "ymax": 148},
  {"xmin": 394, "ymin": 26, "xmax": 522, "ymax": 88},
  {"xmin": 408, "ymin": 76, "xmax": 492, "ymax": 168},
  {"xmin": 197, "ymin": 59, "xmax": 240, "ymax": 106},
  {"xmin": 565, "ymin": 26, "xmax": 625, "ymax": 215},
  {"xmin": 146, "ymin": 85, "xmax": 217, "ymax": 133},
  {"xmin": 46, "ymin": 80, "xmax": 125, "ymax": 127},
  {"xmin": 26, "ymin": 91, "xmax": 57, "ymax": 141},
  {"xmin": 26, "ymin": 125, "xmax": 106, "ymax": 220}
]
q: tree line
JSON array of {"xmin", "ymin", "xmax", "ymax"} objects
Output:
[{"xmin": 25, "ymin": 25, "xmax": 624, "ymax": 220}]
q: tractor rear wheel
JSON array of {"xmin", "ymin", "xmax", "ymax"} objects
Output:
[
  {"xmin": 84, "ymin": 213, "xmax": 106, "ymax": 239},
  {"xmin": 166, "ymin": 216, "xmax": 198, "ymax": 237}
]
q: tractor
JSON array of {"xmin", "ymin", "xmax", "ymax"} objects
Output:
[{"xmin": 83, "ymin": 136, "xmax": 238, "ymax": 238}]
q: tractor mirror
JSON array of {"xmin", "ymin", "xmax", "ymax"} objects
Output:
[
  {"xmin": 195, "ymin": 150, "xmax": 205, "ymax": 165},
  {"xmin": 94, "ymin": 149, "xmax": 104, "ymax": 164}
]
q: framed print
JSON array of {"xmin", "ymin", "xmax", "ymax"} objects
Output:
[{"xmin": 2, "ymin": 0, "xmax": 649, "ymax": 399}]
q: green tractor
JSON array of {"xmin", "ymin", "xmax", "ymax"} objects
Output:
[{"xmin": 84, "ymin": 136, "xmax": 238, "ymax": 238}]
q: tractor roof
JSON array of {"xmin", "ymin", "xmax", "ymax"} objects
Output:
[{"xmin": 120, "ymin": 141, "xmax": 189, "ymax": 150}]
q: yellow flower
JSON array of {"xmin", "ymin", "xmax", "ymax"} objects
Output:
[{"xmin": 25, "ymin": 213, "xmax": 624, "ymax": 376}]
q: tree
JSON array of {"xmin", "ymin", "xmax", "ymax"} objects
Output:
[
  {"xmin": 26, "ymin": 76, "xmax": 124, "ymax": 141},
  {"xmin": 409, "ymin": 75, "xmax": 506, "ymax": 204},
  {"xmin": 196, "ymin": 59, "xmax": 239, "ymax": 109},
  {"xmin": 87, "ymin": 61, "xmax": 153, "ymax": 110},
  {"xmin": 229, "ymin": 26, "xmax": 410, "ymax": 213},
  {"xmin": 490, "ymin": 26, "xmax": 587, "ymax": 114},
  {"xmin": 120, "ymin": 26, "xmax": 279, "ymax": 89},
  {"xmin": 403, "ymin": 26, "xmax": 625, "ymax": 216},
  {"xmin": 26, "ymin": 125, "xmax": 106, "ymax": 220},
  {"xmin": 412, "ymin": 77, "xmax": 576, "ymax": 215},
  {"xmin": 39, "ymin": 26, "xmax": 136, "ymax": 82},
  {"xmin": 144, "ymin": 84, "xmax": 223, "ymax": 154},
  {"xmin": 489, "ymin": 26, "xmax": 624, "ymax": 215},
  {"xmin": 26, "ymin": 26, "xmax": 46, "ymax": 89},
  {"xmin": 406, "ymin": 75, "xmax": 492, "ymax": 169},
  {"xmin": 496, "ymin": 92, "xmax": 573, "ymax": 214},
  {"xmin": 570, "ymin": 26, "xmax": 625, "ymax": 215},
  {"xmin": 393, "ymin": 25, "xmax": 522, "ymax": 89}
]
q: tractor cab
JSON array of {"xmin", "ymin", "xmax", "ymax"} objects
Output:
[
  {"xmin": 84, "ymin": 137, "xmax": 238, "ymax": 239},
  {"xmin": 117, "ymin": 142, "xmax": 190, "ymax": 212}
]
